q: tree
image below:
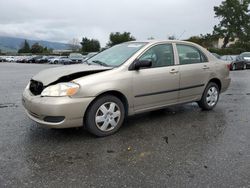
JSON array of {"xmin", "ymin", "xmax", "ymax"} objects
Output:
[
  {"xmin": 18, "ymin": 40, "xmax": 30, "ymax": 53},
  {"xmin": 68, "ymin": 38, "xmax": 81, "ymax": 52},
  {"xmin": 213, "ymin": 0, "xmax": 250, "ymax": 48},
  {"xmin": 80, "ymin": 37, "xmax": 100, "ymax": 53},
  {"xmin": 186, "ymin": 34, "xmax": 219, "ymax": 48},
  {"xmin": 147, "ymin": 36, "xmax": 155, "ymax": 40},
  {"xmin": 168, "ymin": 35, "xmax": 176, "ymax": 40},
  {"xmin": 107, "ymin": 32, "xmax": 136, "ymax": 47},
  {"xmin": 43, "ymin": 47, "xmax": 53, "ymax": 54},
  {"xmin": 30, "ymin": 42, "xmax": 45, "ymax": 54}
]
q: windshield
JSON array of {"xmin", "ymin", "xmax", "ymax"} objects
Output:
[
  {"xmin": 87, "ymin": 42, "xmax": 147, "ymax": 67},
  {"xmin": 231, "ymin": 56, "xmax": 237, "ymax": 61},
  {"xmin": 241, "ymin": 52, "xmax": 250, "ymax": 57}
]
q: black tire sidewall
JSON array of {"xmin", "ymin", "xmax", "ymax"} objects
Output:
[
  {"xmin": 198, "ymin": 82, "xmax": 219, "ymax": 110},
  {"xmin": 85, "ymin": 95, "xmax": 125, "ymax": 137},
  {"xmin": 232, "ymin": 64, "xmax": 236, "ymax": 70}
]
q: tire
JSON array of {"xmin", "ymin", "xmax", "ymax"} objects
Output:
[
  {"xmin": 198, "ymin": 82, "xmax": 219, "ymax": 111},
  {"xmin": 243, "ymin": 64, "xmax": 247, "ymax": 70},
  {"xmin": 85, "ymin": 95, "xmax": 125, "ymax": 137},
  {"xmin": 232, "ymin": 64, "xmax": 236, "ymax": 71},
  {"xmin": 54, "ymin": 60, "xmax": 58, "ymax": 64}
]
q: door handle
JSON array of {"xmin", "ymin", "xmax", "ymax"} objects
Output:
[
  {"xmin": 170, "ymin": 69, "xmax": 179, "ymax": 74},
  {"xmin": 202, "ymin": 65, "xmax": 210, "ymax": 70}
]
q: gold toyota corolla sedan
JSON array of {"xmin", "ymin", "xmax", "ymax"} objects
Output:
[{"xmin": 22, "ymin": 40, "xmax": 231, "ymax": 136}]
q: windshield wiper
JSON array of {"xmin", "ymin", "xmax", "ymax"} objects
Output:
[
  {"xmin": 91, "ymin": 60, "xmax": 109, "ymax": 67},
  {"xmin": 83, "ymin": 59, "xmax": 91, "ymax": 65}
]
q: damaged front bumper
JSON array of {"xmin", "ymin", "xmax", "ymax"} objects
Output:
[{"xmin": 22, "ymin": 88, "xmax": 94, "ymax": 128}]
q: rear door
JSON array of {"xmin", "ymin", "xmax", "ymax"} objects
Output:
[{"xmin": 175, "ymin": 44, "xmax": 211, "ymax": 102}]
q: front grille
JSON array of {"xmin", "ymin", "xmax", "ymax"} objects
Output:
[{"xmin": 29, "ymin": 80, "xmax": 44, "ymax": 95}]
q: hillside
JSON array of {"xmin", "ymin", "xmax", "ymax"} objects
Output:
[{"xmin": 0, "ymin": 36, "xmax": 70, "ymax": 53}]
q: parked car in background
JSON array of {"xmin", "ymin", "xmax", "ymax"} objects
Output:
[
  {"xmin": 15, "ymin": 56, "xmax": 25, "ymax": 63},
  {"xmin": 220, "ymin": 55, "xmax": 246, "ymax": 70},
  {"xmin": 24, "ymin": 56, "xmax": 33, "ymax": 63},
  {"xmin": 0, "ymin": 56, "xmax": 5, "ymax": 62},
  {"xmin": 22, "ymin": 56, "xmax": 32, "ymax": 63},
  {"xmin": 58, "ymin": 56, "xmax": 72, "ymax": 65},
  {"xmin": 83, "ymin": 52, "xmax": 98, "ymax": 62},
  {"xmin": 35, "ymin": 56, "xmax": 49, "ymax": 64},
  {"xmin": 240, "ymin": 52, "xmax": 250, "ymax": 69},
  {"xmin": 5, "ymin": 56, "xmax": 15, "ymax": 62},
  {"xmin": 23, "ymin": 40, "xmax": 231, "ymax": 137},
  {"xmin": 25, "ymin": 56, "xmax": 43, "ymax": 63},
  {"xmin": 48, "ymin": 56, "xmax": 60, "ymax": 64},
  {"xmin": 69, "ymin": 53, "xmax": 84, "ymax": 63}
]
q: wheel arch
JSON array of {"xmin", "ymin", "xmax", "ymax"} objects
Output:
[
  {"xmin": 84, "ymin": 90, "xmax": 129, "ymax": 120},
  {"xmin": 208, "ymin": 78, "xmax": 222, "ymax": 92}
]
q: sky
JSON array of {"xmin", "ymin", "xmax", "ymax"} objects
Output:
[{"xmin": 0, "ymin": 0, "xmax": 224, "ymax": 46}]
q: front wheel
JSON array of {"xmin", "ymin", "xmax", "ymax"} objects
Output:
[
  {"xmin": 198, "ymin": 82, "xmax": 219, "ymax": 110},
  {"xmin": 85, "ymin": 95, "xmax": 125, "ymax": 137},
  {"xmin": 243, "ymin": 64, "xmax": 247, "ymax": 70}
]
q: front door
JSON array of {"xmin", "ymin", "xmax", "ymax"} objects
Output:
[{"xmin": 131, "ymin": 43, "xmax": 180, "ymax": 112}]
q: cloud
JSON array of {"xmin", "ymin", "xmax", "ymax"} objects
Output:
[{"xmin": 0, "ymin": 0, "xmax": 223, "ymax": 46}]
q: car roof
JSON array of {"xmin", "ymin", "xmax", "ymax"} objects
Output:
[{"xmin": 128, "ymin": 40, "xmax": 197, "ymax": 44}]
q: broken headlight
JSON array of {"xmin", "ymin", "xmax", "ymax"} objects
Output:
[{"xmin": 41, "ymin": 82, "xmax": 80, "ymax": 97}]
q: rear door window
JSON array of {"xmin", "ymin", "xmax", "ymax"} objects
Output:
[{"xmin": 176, "ymin": 44, "xmax": 208, "ymax": 65}]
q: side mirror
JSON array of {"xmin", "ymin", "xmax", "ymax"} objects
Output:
[{"xmin": 130, "ymin": 59, "xmax": 152, "ymax": 70}]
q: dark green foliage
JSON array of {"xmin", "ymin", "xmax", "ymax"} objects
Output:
[
  {"xmin": 80, "ymin": 37, "xmax": 100, "ymax": 53},
  {"xmin": 208, "ymin": 47, "xmax": 246, "ymax": 55},
  {"xmin": 30, "ymin": 42, "xmax": 45, "ymax": 54},
  {"xmin": 213, "ymin": 0, "xmax": 250, "ymax": 48},
  {"xmin": 188, "ymin": 0, "xmax": 250, "ymax": 54},
  {"xmin": 18, "ymin": 40, "xmax": 30, "ymax": 53},
  {"xmin": 186, "ymin": 34, "xmax": 219, "ymax": 48},
  {"xmin": 107, "ymin": 32, "xmax": 135, "ymax": 47},
  {"xmin": 228, "ymin": 40, "xmax": 250, "ymax": 51},
  {"xmin": 168, "ymin": 35, "xmax": 176, "ymax": 40},
  {"xmin": 18, "ymin": 40, "xmax": 53, "ymax": 54}
]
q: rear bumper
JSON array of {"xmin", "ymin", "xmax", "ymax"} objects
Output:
[
  {"xmin": 246, "ymin": 62, "xmax": 250, "ymax": 68},
  {"xmin": 22, "ymin": 89, "xmax": 94, "ymax": 128},
  {"xmin": 221, "ymin": 77, "xmax": 231, "ymax": 93}
]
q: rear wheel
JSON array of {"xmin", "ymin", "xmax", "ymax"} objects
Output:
[
  {"xmin": 232, "ymin": 64, "xmax": 236, "ymax": 71},
  {"xmin": 243, "ymin": 64, "xmax": 247, "ymax": 70},
  {"xmin": 85, "ymin": 95, "xmax": 125, "ymax": 137},
  {"xmin": 198, "ymin": 82, "xmax": 219, "ymax": 110}
]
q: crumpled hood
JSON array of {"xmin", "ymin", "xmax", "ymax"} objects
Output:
[{"xmin": 32, "ymin": 64, "xmax": 112, "ymax": 86}]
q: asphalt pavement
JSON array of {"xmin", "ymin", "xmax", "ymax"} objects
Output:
[{"xmin": 0, "ymin": 63, "xmax": 249, "ymax": 188}]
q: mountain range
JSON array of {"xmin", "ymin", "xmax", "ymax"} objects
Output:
[{"xmin": 0, "ymin": 36, "xmax": 69, "ymax": 53}]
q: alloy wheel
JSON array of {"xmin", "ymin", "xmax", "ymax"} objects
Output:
[
  {"xmin": 95, "ymin": 102, "xmax": 121, "ymax": 132},
  {"xmin": 206, "ymin": 86, "xmax": 218, "ymax": 107}
]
